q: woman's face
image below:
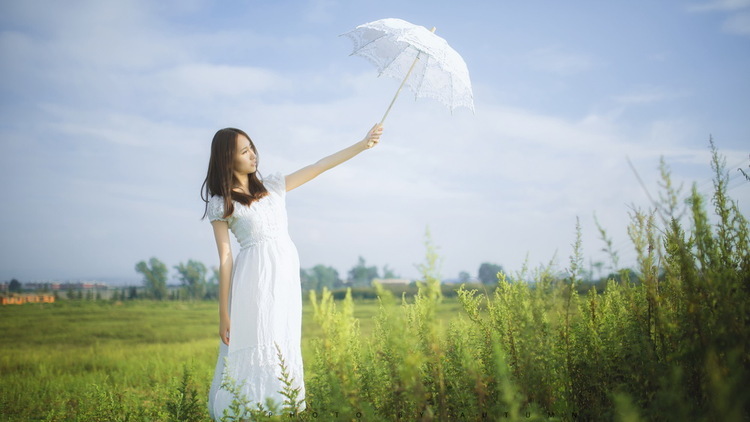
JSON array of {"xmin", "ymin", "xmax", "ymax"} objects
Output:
[{"xmin": 233, "ymin": 134, "xmax": 257, "ymax": 175}]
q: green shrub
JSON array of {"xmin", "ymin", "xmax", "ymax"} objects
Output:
[{"xmin": 165, "ymin": 364, "xmax": 206, "ymax": 422}]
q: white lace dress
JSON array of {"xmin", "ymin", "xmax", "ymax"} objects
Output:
[{"xmin": 206, "ymin": 172, "xmax": 306, "ymax": 420}]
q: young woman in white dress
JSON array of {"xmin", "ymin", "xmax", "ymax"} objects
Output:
[{"xmin": 201, "ymin": 123, "xmax": 383, "ymax": 420}]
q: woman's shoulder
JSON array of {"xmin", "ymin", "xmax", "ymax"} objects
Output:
[
  {"xmin": 262, "ymin": 171, "xmax": 286, "ymax": 193},
  {"xmin": 208, "ymin": 193, "xmax": 229, "ymax": 204},
  {"xmin": 207, "ymin": 194, "xmax": 231, "ymax": 222},
  {"xmin": 262, "ymin": 171, "xmax": 283, "ymax": 183}
]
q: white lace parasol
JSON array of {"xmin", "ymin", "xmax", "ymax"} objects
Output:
[{"xmin": 341, "ymin": 18, "xmax": 475, "ymax": 124}]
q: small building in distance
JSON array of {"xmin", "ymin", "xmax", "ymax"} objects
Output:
[
  {"xmin": 372, "ymin": 278, "xmax": 411, "ymax": 285},
  {"xmin": 1, "ymin": 294, "xmax": 56, "ymax": 305},
  {"xmin": 442, "ymin": 276, "xmax": 482, "ymax": 284}
]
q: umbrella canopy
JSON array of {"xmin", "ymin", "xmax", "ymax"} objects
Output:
[{"xmin": 341, "ymin": 18, "xmax": 475, "ymax": 124}]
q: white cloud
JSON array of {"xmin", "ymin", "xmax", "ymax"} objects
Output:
[
  {"xmin": 2, "ymin": 1, "xmax": 186, "ymax": 71},
  {"xmin": 525, "ymin": 46, "xmax": 599, "ymax": 74},
  {"xmin": 687, "ymin": 0, "xmax": 750, "ymax": 36},
  {"xmin": 612, "ymin": 86, "xmax": 692, "ymax": 106},
  {"xmin": 723, "ymin": 11, "xmax": 750, "ymax": 34},
  {"xmin": 150, "ymin": 64, "xmax": 292, "ymax": 100},
  {"xmin": 306, "ymin": 0, "xmax": 338, "ymax": 24},
  {"xmin": 687, "ymin": 0, "xmax": 750, "ymax": 12},
  {"xmin": 614, "ymin": 92, "xmax": 669, "ymax": 105}
]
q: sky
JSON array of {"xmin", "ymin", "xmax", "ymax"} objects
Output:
[{"xmin": 1, "ymin": 0, "xmax": 749, "ymax": 285}]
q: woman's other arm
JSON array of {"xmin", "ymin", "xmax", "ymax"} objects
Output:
[
  {"xmin": 285, "ymin": 123, "xmax": 383, "ymax": 192},
  {"xmin": 211, "ymin": 220, "xmax": 233, "ymax": 345}
]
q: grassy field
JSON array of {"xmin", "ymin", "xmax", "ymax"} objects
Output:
[{"xmin": 0, "ymin": 295, "xmax": 469, "ymax": 421}]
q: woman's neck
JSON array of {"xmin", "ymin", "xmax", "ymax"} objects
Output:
[{"xmin": 233, "ymin": 172, "xmax": 249, "ymax": 193}]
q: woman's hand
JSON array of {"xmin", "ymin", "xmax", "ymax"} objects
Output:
[
  {"xmin": 362, "ymin": 123, "xmax": 384, "ymax": 149},
  {"xmin": 219, "ymin": 315, "xmax": 231, "ymax": 346}
]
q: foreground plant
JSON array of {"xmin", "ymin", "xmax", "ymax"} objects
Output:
[{"xmin": 218, "ymin": 342, "xmax": 305, "ymax": 421}]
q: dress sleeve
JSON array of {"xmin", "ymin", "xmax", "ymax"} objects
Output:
[
  {"xmin": 207, "ymin": 195, "xmax": 228, "ymax": 222},
  {"xmin": 263, "ymin": 172, "xmax": 286, "ymax": 196}
]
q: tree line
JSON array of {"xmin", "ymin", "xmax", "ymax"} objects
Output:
[
  {"xmin": 130, "ymin": 255, "xmax": 510, "ymax": 301},
  {"xmin": 133, "ymin": 258, "xmax": 214, "ymax": 301},
  {"xmin": 4, "ymin": 256, "xmax": 635, "ymax": 303}
]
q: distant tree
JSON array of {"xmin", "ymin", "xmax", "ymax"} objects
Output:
[
  {"xmin": 300, "ymin": 270, "xmax": 309, "ymax": 288},
  {"xmin": 76, "ymin": 290, "xmax": 83, "ymax": 300},
  {"xmin": 121, "ymin": 287, "xmax": 127, "ymax": 301},
  {"xmin": 607, "ymin": 268, "xmax": 640, "ymax": 284},
  {"xmin": 174, "ymin": 260, "xmax": 207, "ymax": 300},
  {"xmin": 302, "ymin": 265, "xmax": 342, "ymax": 291},
  {"xmin": 204, "ymin": 267, "xmax": 219, "ymax": 300},
  {"xmin": 135, "ymin": 257, "xmax": 168, "ymax": 300},
  {"xmin": 459, "ymin": 271, "xmax": 471, "ymax": 284},
  {"xmin": 95, "ymin": 290, "xmax": 102, "ymax": 301},
  {"xmin": 208, "ymin": 266, "xmax": 219, "ymax": 285},
  {"xmin": 478, "ymin": 262, "xmax": 504, "ymax": 285},
  {"xmin": 128, "ymin": 286, "xmax": 138, "ymax": 300},
  {"xmin": 85, "ymin": 289, "xmax": 94, "ymax": 301},
  {"xmin": 66, "ymin": 287, "xmax": 75, "ymax": 300},
  {"xmin": 9, "ymin": 279, "xmax": 21, "ymax": 293},
  {"xmin": 590, "ymin": 260, "xmax": 605, "ymax": 282},
  {"xmin": 382, "ymin": 265, "xmax": 398, "ymax": 279},
  {"xmin": 347, "ymin": 256, "xmax": 379, "ymax": 287}
]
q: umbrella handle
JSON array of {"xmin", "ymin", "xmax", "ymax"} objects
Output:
[{"xmin": 379, "ymin": 27, "xmax": 437, "ymax": 126}]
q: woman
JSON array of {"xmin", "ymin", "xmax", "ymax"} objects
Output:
[{"xmin": 201, "ymin": 123, "xmax": 383, "ymax": 420}]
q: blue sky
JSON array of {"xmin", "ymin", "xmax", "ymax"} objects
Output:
[{"xmin": 1, "ymin": 0, "xmax": 749, "ymax": 285}]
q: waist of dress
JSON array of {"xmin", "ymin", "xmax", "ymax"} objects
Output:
[{"xmin": 238, "ymin": 232, "xmax": 290, "ymax": 250}]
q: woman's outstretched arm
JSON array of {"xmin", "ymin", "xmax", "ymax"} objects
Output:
[
  {"xmin": 285, "ymin": 123, "xmax": 383, "ymax": 192},
  {"xmin": 211, "ymin": 220, "xmax": 233, "ymax": 346}
]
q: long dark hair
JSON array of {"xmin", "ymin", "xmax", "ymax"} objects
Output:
[{"xmin": 200, "ymin": 128, "xmax": 268, "ymax": 220}]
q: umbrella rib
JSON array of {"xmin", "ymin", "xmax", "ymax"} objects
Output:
[
  {"xmin": 377, "ymin": 46, "xmax": 423, "ymax": 77},
  {"xmin": 346, "ymin": 32, "xmax": 388, "ymax": 54},
  {"xmin": 448, "ymin": 62, "xmax": 456, "ymax": 113},
  {"xmin": 412, "ymin": 53, "xmax": 428, "ymax": 99}
]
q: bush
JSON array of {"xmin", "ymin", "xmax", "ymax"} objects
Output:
[{"xmin": 165, "ymin": 364, "xmax": 206, "ymax": 422}]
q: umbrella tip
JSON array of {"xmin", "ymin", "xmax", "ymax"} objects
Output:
[{"xmin": 430, "ymin": 27, "xmax": 437, "ymax": 33}]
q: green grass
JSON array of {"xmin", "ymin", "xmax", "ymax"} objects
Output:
[
  {"xmin": 0, "ymin": 300, "xmax": 213, "ymax": 420},
  {"xmin": 0, "ymin": 296, "xmax": 469, "ymax": 421}
]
